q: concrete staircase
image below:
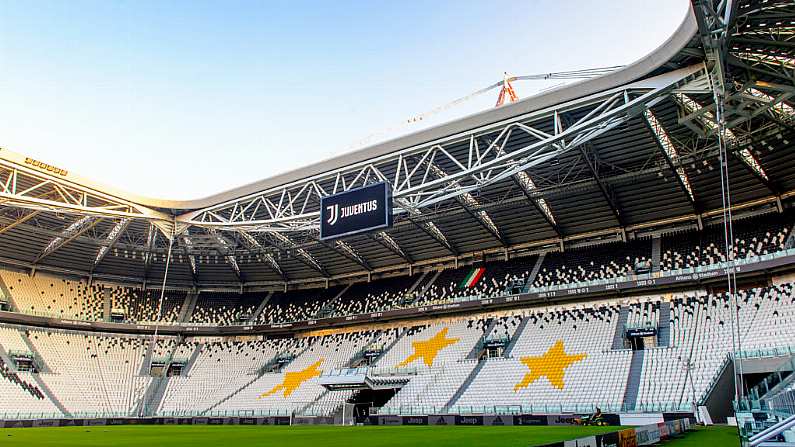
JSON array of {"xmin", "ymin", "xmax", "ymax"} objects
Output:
[
  {"xmin": 181, "ymin": 343, "xmax": 204, "ymax": 375},
  {"xmin": 407, "ymin": 272, "xmax": 429, "ymax": 295},
  {"xmin": 139, "ymin": 341, "xmax": 155, "ymax": 376},
  {"xmin": 248, "ymin": 292, "xmax": 273, "ymax": 323},
  {"xmin": 523, "ymin": 254, "xmax": 547, "ymax": 293},
  {"xmin": 0, "ymin": 272, "xmax": 16, "ymax": 312},
  {"xmin": 611, "ymin": 306, "xmax": 629, "ymax": 350},
  {"xmin": 657, "ymin": 302, "xmax": 671, "ymax": 347},
  {"xmin": 316, "ymin": 285, "xmax": 352, "ymax": 318},
  {"xmin": 178, "ymin": 292, "xmax": 199, "ymax": 323},
  {"xmin": 0, "ymin": 344, "xmax": 15, "ymax": 371},
  {"xmin": 414, "ymin": 270, "xmax": 444, "ymax": 301},
  {"xmin": 202, "ymin": 373, "xmax": 264, "ymax": 415},
  {"xmin": 467, "ymin": 319, "xmax": 498, "ymax": 359},
  {"xmin": 651, "ymin": 236, "xmax": 662, "ymax": 272},
  {"xmin": 446, "ymin": 360, "xmax": 487, "ymax": 409},
  {"xmin": 786, "ymin": 222, "xmax": 795, "ymax": 249},
  {"xmin": 135, "ymin": 376, "xmax": 170, "ymax": 417},
  {"xmin": 29, "ymin": 373, "xmax": 71, "ymax": 417},
  {"xmin": 374, "ymin": 329, "xmax": 408, "ymax": 364},
  {"xmin": 20, "ymin": 333, "xmax": 51, "ymax": 373},
  {"xmin": 503, "ymin": 316, "xmax": 530, "ymax": 358},
  {"xmin": 622, "ymin": 349, "xmax": 645, "ymax": 411}
]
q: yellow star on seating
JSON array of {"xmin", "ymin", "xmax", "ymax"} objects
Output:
[
  {"xmin": 514, "ymin": 340, "xmax": 586, "ymax": 391},
  {"xmin": 259, "ymin": 359, "xmax": 323, "ymax": 398},
  {"xmin": 396, "ymin": 327, "xmax": 460, "ymax": 368}
]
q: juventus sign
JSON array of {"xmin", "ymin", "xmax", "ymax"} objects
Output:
[{"xmin": 320, "ymin": 182, "xmax": 393, "ymax": 240}]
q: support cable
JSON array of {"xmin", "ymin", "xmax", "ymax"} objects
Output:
[
  {"xmin": 713, "ymin": 77, "xmax": 746, "ymax": 405},
  {"xmin": 139, "ymin": 221, "xmax": 176, "ymax": 417}
]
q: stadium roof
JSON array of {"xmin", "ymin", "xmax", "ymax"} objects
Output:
[{"xmin": 1, "ymin": 0, "xmax": 794, "ymax": 290}]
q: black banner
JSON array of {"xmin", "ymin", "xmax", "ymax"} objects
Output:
[
  {"xmin": 626, "ymin": 328, "xmax": 657, "ymax": 338},
  {"xmin": 320, "ymin": 182, "xmax": 392, "ymax": 240},
  {"xmin": 513, "ymin": 414, "xmax": 548, "ymax": 425},
  {"xmin": 402, "ymin": 416, "xmax": 428, "ymax": 425},
  {"xmin": 455, "ymin": 415, "xmax": 484, "ymax": 425}
]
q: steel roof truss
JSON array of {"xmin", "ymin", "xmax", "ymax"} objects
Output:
[
  {"xmin": 177, "ymin": 66, "xmax": 702, "ymax": 231},
  {"xmin": 93, "ymin": 218, "xmax": 131, "ymax": 270}
]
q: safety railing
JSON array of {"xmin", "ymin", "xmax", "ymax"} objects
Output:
[{"xmin": 372, "ymin": 400, "xmax": 692, "ymax": 416}]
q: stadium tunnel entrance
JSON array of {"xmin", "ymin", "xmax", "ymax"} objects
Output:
[{"xmin": 348, "ymin": 388, "xmax": 397, "ymax": 422}]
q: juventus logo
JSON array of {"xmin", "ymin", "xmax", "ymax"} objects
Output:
[{"xmin": 326, "ymin": 204, "xmax": 339, "ymax": 226}]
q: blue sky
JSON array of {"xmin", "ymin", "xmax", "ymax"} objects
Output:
[{"xmin": 0, "ymin": 0, "xmax": 690, "ymax": 200}]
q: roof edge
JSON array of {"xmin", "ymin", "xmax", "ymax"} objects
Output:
[{"xmin": 1, "ymin": 4, "xmax": 697, "ymax": 212}]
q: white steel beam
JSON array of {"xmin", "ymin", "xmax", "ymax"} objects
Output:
[
  {"xmin": 35, "ymin": 216, "xmax": 101, "ymax": 264},
  {"xmin": 176, "ymin": 66, "xmax": 704, "ymax": 232},
  {"xmin": 92, "ymin": 218, "xmax": 131, "ymax": 270}
]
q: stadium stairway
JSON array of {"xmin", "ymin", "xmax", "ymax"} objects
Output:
[
  {"xmin": 316, "ymin": 285, "xmax": 352, "ymax": 318},
  {"xmin": 248, "ymin": 292, "xmax": 273, "ymax": 323},
  {"xmin": 445, "ymin": 359, "xmax": 488, "ymax": 409},
  {"xmin": 204, "ymin": 343, "xmax": 313, "ymax": 414},
  {"xmin": 407, "ymin": 272, "xmax": 430, "ymax": 295},
  {"xmin": 139, "ymin": 341, "xmax": 155, "ymax": 376},
  {"xmin": 418, "ymin": 270, "xmax": 444, "ymax": 299},
  {"xmin": 467, "ymin": 319, "xmax": 497, "ymax": 359},
  {"xmin": 787, "ymin": 222, "xmax": 795, "ymax": 249},
  {"xmin": 651, "ymin": 236, "xmax": 662, "ymax": 273},
  {"xmin": 657, "ymin": 302, "xmax": 671, "ymax": 347},
  {"xmin": 21, "ymin": 332, "xmax": 51, "ymax": 373},
  {"xmin": 137, "ymin": 376, "xmax": 170, "ymax": 417},
  {"xmin": 102, "ymin": 288, "xmax": 111, "ymax": 322},
  {"xmin": 203, "ymin": 370, "xmax": 267, "ymax": 415},
  {"xmin": 611, "ymin": 306, "xmax": 629, "ymax": 350},
  {"xmin": 502, "ymin": 316, "xmax": 529, "ymax": 358},
  {"xmin": 181, "ymin": 343, "xmax": 203, "ymax": 376},
  {"xmin": 0, "ymin": 273, "xmax": 16, "ymax": 312},
  {"xmin": 346, "ymin": 332, "xmax": 384, "ymax": 367},
  {"xmin": 0, "ymin": 343, "xmax": 14, "ymax": 371},
  {"xmin": 178, "ymin": 292, "xmax": 199, "ymax": 323},
  {"xmin": 373, "ymin": 329, "xmax": 408, "ymax": 364},
  {"xmin": 523, "ymin": 254, "xmax": 546, "ymax": 293},
  {"xmin": 30, "ymin": 372, "xmax": 71, "ymax": 417},
  {"xmin": 622, "ymin": 349, "xmax": 644, "ymax": 411}
]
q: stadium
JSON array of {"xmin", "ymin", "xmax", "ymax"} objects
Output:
[{"xmin": 0, "ymin": 0, "xmax": 794, "ymax": 445}]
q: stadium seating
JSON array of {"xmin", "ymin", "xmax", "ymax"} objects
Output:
[
  {"xmin": 0, "ymin": 212, "xmax": 791, "ymax": 329},
  {"xmin": 417, "ymin": 258, "xmax": 535, "ymax": 306},
  {"xmin": 157, "ymin": 337, "xmax": 309, "ymax": 415},
  {"xmin": 189, "ymin": 292, "xmax": 263, "ymax": 325},
  {"xmin": 256, "ymin": 287, "xmax": 345, "ymax": 324},
  {"xmin": 0, "ymin": 270, "xmax": 104, "ymax": 321},
  {"xmin": 0, "ymin": 279, "xmax": 794, "ymax": 418},
  {"xmin": 637, "ymin": 283, "xmax": 795, "ymax": 411},
  {"xmin": 211, "ymin": 330, "xmax": 376, "ymax": 416},
  {"xmin": 107, "ymin": 287, "xmax": 186, "ymax": 324},
  {"xmin": 661, "ymin": 214, "xmax": 791, "ymax": 271},
  {"xmin": 453, "ymin": 304, "xmax": 631, "ymax": 413},
  {"xmin": 0, "ymin": 362, "xmax": 60, "ymax": 417},
  {"xmin": 329, "ymin": 275, "xmax": 420, "ymax": 316},
  {"xmin": 532, "ymin": 240, "xmax": 651, "ymax": 288},
  {"xmin": 0, "ymin": 209, "xmax": 793, "ymax": 420}
]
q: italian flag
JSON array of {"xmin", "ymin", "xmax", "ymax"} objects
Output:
[{"xmin": 460, "ymin": 266, "xmax": 485, "ymax": 289}]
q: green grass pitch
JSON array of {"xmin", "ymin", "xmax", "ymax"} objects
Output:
[{"xmin": 0, "ymin": 424, "xmax": 738, "ymax": 447}]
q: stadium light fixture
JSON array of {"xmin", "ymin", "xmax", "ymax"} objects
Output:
[
  {"xmin": 674, "ymin": 93, "xmax": 769, "ymax": 182},
  {"xmin": 36, "ymin": 216, "xmax": 100, "ymax": 263},
  {"xmin": 94, "ymin": 218, "xmax": 131, "ymax": 268},
  {"xmin": 644, "ymin": 110, "xmax": 696, "ymax": 202}
]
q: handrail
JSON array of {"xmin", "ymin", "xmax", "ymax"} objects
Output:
[{"xmin": 749, "ymin": 413, "xmax": 795, "ymax": 446}]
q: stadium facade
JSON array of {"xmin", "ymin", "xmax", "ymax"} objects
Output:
[{"xmin": 0, "ymin": 0, "xmax": 794, "ymax": 442}]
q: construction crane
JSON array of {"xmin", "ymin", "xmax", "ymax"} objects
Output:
[
  {"xmin": 495, "ymin": 72, "xmax": 519, "ymax": 107},
  {"xmin": 349, "ymin": 65, "xmax": 623, "ymax": 149}
]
